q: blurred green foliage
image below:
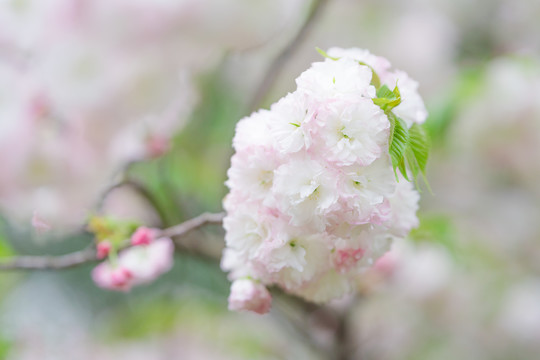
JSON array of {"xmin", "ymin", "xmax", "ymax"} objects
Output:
[
  {"xmin": 409, "ymin": 214, "xmax": 458, "ymax": 259},
  {"xmin": 128, "ymin": 64, "xmax": 243, "ymax": 229}
]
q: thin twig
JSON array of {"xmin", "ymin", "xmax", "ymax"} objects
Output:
[
  {"xmin": 159, "ymin": 212, "xmax": 225, "ymax": 238},
  {"xmin": 0, "ymin": 212, "xmax": 225, "ymax": 271},
  {"xmin": 335, "ymin": 310, "xmax": 351, "ymax": 360},
  {"xmin": 94, "ymin": 159, "xmax": 141, "ymax": 212},
  {"xmin": 122, "ymin": 178, "xmax": 169, "ymax": 227},
  {"xmin": 0, "ymin": 246, "xmax": 98, "ymax": 271},
  {"xmin": 248, "ymin": 0, "xmax": 329, "ymax": 112},
  {"xmin": 271, "ymin": 297, "xmax": 331, "ymax": 359}
]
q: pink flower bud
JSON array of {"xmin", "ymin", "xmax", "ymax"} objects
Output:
[
  {"xmin": 131, "ymin": 226, "xmax": 158, "ymax": 246},
  {"xmin": 228, "ymin": 279, "xmax": 272, "ymax": 315},
  {"xmin": 96, "ymin": 241, "xmax": 112, "ymax": 259}
]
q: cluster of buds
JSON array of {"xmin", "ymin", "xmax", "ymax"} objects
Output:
[{"xmin": 91, "ymin": 222, "xmax": 174, "ymax": 291}]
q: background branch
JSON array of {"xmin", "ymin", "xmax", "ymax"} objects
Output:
[
  {"xmin": 0, "ymin": 246, "xmax": 98, "ymax": 271},
  {"xmin": 0, "ymin": 212, "xmax": 225, "ymax": 271},
  {"xmin": 248, "ymin": 0, "xmax": 329, "ymax": 112}
]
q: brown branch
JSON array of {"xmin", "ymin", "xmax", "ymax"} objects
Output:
[
  {"xmin": 0, "ymin": 246, "xmax": 99, "ymax": 271},
  {"xmin": 94, "ymin": 159, "xmax": 141, "ymax": 212},
  {"xmin": 159, "ymin": 212, "xmax": 225, "ymax": 238},
  {"xmin": 248, "ymin": 0, "xmax": 329, "ymax": 112},
  {"xmin": 95, "ymin": 177, "xmax": 171, "ymax": 228},
  {"xmin": 335, "ymin": 310, "xmax": 352, "ymax": 360},
  {"xmin": 0, "ymin": 212, "xmax": 225, "ymax": 271}
]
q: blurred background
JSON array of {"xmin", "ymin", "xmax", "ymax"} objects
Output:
[{"xmin": 0, "ymin": 0, "xmax": 539, "ymax": 359}]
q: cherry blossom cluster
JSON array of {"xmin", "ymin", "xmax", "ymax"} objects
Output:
[
  {"xmin": 92, "ymin": 227, "xmax": 174, "ymax": 291},
  {"xmin": 222, "ymin": 48, "xmax": 426, "ymax": 313}
]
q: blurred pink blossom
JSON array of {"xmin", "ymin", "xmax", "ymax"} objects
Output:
[
  {"xmin": 130, "ymin": 226, "xmax": 159, "ymax": 246},
  {"xmin": 92, "ymin": 237, "xmax": 174, "ymax": 291},
  {"xmin": 96, "ymin": 241, "xmax": 112, "ymax": 259},
  {"xmin": 228, "ymin": 278, "xmax": 272, "ymax": 315}
]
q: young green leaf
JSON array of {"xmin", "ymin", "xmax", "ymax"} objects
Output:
[
  {"xmin": 315, "ymin": 47, "xmax": 340, "ymax": 61},
  {"xmin": 358, "ymin": 61, "xmax": 381, "ymax": 89},
  {"xmin": 408, "ymin": 123, "xmax": 430, "ymax": 174},
  {"xmin": 373, "ymin": 84, "xmax": 401, "ymax": 112},
  {"xmin": 407, "ymin": 123, "xmax": 432, "ymax": 191},
  {"xmin": 376, "ymin": 84, "xmax": 393, "ymax": 99},
  {"xmin": 388, "ymin": 114, "xmax": 410, "ymax": 181}
]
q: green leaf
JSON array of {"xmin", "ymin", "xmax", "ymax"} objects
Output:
[
  {"xmin": 392, "ymin": 82, "xmax": 401, "ymax": 99},
  {"xmin": 409, "ymin": 215, "xmax": 458, "ymax": 259},
  {"xmin": 0, "ymin": 336, "xmax": 12, "ymax": 359},
  {"xmin": 405, "ymin": 149, "xmax": 420, "ymax": 186},
  {"xmin": 315, "ymin": 47, "xmax": 339, "ymax": 61},
  {"xmin": 0, "ymin": 235, "xmax": 13, "ymax": 257},
  {"xmin": 373, "ymin": 84, "xmax": 401, "ymax": 112},
  {"xmin": 87, "ymin": 216, "xmax": 140, "ymax": 248},
  {"xmin": 407, "ymin": 123, "xmax": 431, "ymax": 191},
  {"xmin": 376, "ymin": 84, "xmax": 393, "ymax": 98},
  {"xmin": 409, "ymin": 124, "xmax": 430, "ymax": 173},
  {"xmin": 358, "ymin": 61, "xmax": 381, "ymax": 89},
  {"xmin": 388, "ymin": 114, "xmax": 410, "ymax": 181}
]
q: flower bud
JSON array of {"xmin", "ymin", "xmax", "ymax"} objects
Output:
[
  {"xmin": 228, "ymin": 279, "xmax": 272, "ymax": 315},
  {"xmin": 96, "ymin": 241, "xmax": 112, "ymax": 259},
  {"xmin": 131, "ymin": 226, "xmax": 158, "ymax": 246}
]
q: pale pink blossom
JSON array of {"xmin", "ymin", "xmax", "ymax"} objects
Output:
[
  {"xmin": 296, "ymin": 57, "xmax": 375, "ymax": 100},
  {"xmin": 315, "ymin": 98, "xmax": 389, "ymax": 166},
  {"xmin": 334, "ymin": 248, "xmax": 366, "ymax": 274},
  {"xmin": 228, "ymin": 278, "xmax": 272, "ymax": 315},
  {"xmin": 326, "ymin": 47, "xmax": 428, "ymax": 127},
  {"xmin": 92, "ymin": 263, "xmax": 134, "ymax": 292},
  {"xmin": 222, "ymin": 48, "xmax": 422, "ymax": 307},
  {"xmin": 92, "ymin": 237, "xmax": 174, "ymax": 291}
]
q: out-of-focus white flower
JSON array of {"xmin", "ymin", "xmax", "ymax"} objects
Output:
[
  {"xmin": 0, "ymin": 0, "xmax": 304, "ymax": 232},
  {"xmin": 227, "ymin": 278, "xmax": 272, "ymax": 315},
  {"xmin": 327, "ymin": 47, "xmax": 428, "ymax": 127},
  {"xmin": 222, "ymin": 48, "xmax": 424, "ymax": 307},
  {"xmin": 384, "ymin": 242, "xmax": 453, "ymax": 300},
  {"xmin": 498, "ymin": 281, "xmax": 540, "ymax": 343}
]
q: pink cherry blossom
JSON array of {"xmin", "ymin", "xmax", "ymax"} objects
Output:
[
  {"xmin": 92, "ymin": 263, "xmax": 134, "ymax": 292},
  {"xmin": 228, "ymin": 278, "xmax": 272, "ymax": 315},
  {"xmin": 92, "ymin": 237, "xmax": 174, "ymax": 291},
  {"xmin": 222, "ymin": 48, "xmax": 423, "ymax": 307}
]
